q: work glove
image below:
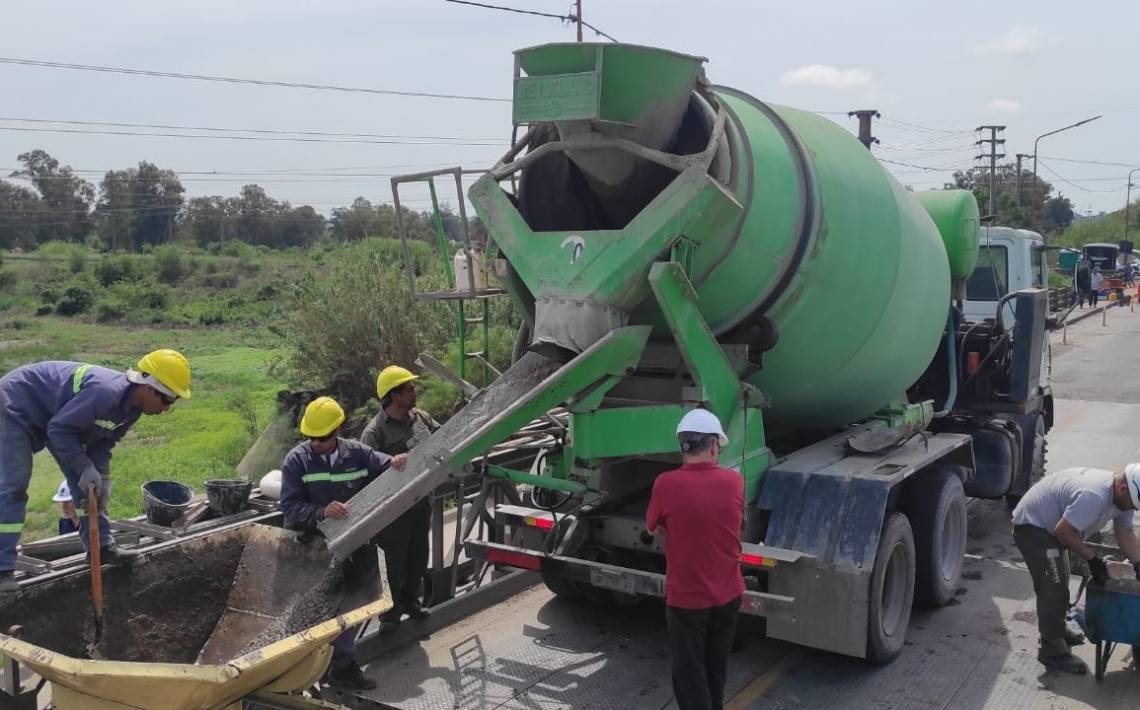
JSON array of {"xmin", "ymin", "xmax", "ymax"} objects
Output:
[
  {"xmin": 1088, "ymin": 555, "xmax": 1110, "ymax": 587},
  {"xmin": 78, "ymin": 467, "xmax": 102, "ymax": 500}
]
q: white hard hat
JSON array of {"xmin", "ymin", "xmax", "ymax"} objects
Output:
[
  {"xmin": 259, "ymin": 470, "xmax": 283, "ymax": 500},
  {"xmin": 1124, "ymin": 464, "xmax": 1140, "ymax": 509},
  {"xmin": 52, "ymin": 481, "xmax": 72, "ymax": 503},
  {"xmin": 676, "ymin": 408, "xmax": 728, "ymax": 446}
]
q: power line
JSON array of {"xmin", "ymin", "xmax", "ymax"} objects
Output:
[
  {"xmin": 1036, "ymin": 160, "xmax": 1122, "ymax": 194},
  {"xmin": 1039, "ymin": 155, "xmax": 1139, "ymax": 169},
  {"xmin": 0, "ymin": 116, "xmax": 505, "ymax": 143},
  {"xmin": 0, "ymin": 125, "xmax": 506, "ymax": 147},
  {"xmin": 0, "ymin": 57, "xmax": 510, "ymax": 103},
  {"xmin": 443, "ymin": 0, "xmax": 618, "ymax": 41},
  {"xmin": 878, "ymin": 117, "xmax": 971, "ymax": 135},
  {"xmin": 878, "ymin": 157, "xmax": 966, "ymax": 172}
]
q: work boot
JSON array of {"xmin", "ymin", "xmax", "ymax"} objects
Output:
[
  {"xmin": 379, "ymin": 606, "xmax": 404, "ymax": 627},
  {"xmin": 0, "ymin": 571, "xmax": 17, "ymax": 595},
  {"xmin": 1064, "ymin": 629, "xmax": 1086, "ymax": 647},
  {"xmin": 1038, "ymin": 652, "xmax": 1089, "ymax": 674},
  {"xmin": 327, "ymin": 662, "xmax": 377, "ymax": 691},
  {"xmin": 404, "ymin": 602, "xmax": 431, "ymax": 621},
  {"xmin": 100, "ymin": 545, "xmax": 139, "ymax": 567}
]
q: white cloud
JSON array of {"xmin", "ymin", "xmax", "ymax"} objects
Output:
[
  {"xmin": 778, "ymin": 64, "xmax": 874, "ymax": 90},
  {"xmin": 985, "ymin": 98, "xmax": 1023, "ymax": 113},
  {"xmin": 973, "ymin": 25, "xmax": 1041, "ymax": 56}
]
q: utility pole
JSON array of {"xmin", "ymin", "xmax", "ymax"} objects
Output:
[
  {"xmin": 1015, "ymin": 153, "xmax": 1032, "ymax": 205},
  {"xmin": 975, "ymin": 125, "xmax": 1006, "ymax": 218},
  {"xmin": 848, "ymin": 109, "xmax": 880, "ymax": 150},
  {"xmin": 575, "ymin": 0, "xmax": 583, "ymax": 42},
  {"xmin": 1126, "ymin": 167, "xmax": 1140, "ymax": 245}
]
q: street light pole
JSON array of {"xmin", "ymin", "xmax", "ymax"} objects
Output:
[
  {"xmin": 1126, "ymin": 167, "xmax": 1140, "ymax": 244},
  {"xmin": 1032, "ymin": 115, "xmax": 1103, "ymax": 186}
]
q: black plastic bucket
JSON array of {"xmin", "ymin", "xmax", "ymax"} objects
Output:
[
  {"xmin": 141, "ymin": 480, "xmax": 193, "ymax": 526},
  {"xmin": 205, "ymin": 479, "xmax": 252, "ymax": 516}
]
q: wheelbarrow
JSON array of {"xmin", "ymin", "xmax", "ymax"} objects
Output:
[{"xmin": 1077, "ymin": 580, "xmax": 1140, "ymax": 680}]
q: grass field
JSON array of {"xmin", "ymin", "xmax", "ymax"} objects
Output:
[{"xmin": 0, "ymin": 316, "xmax": 286, "ymax": 541}]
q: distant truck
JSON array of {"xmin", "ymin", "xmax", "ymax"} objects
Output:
[{"xmin": 964, "ymin": 226, "xmax": 1051, "ymax": 322}]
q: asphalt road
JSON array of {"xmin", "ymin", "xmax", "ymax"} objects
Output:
[{"xmin": 361, "ymin": 305, "xmax": 1140, "ymax": 709}]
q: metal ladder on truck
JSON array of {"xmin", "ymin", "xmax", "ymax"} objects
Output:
[{"xmin": 391, "ymin": 167, "xmax": 504, "ymax": 389}]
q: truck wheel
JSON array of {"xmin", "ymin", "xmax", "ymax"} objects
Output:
[
  {"xmin": 866, "ymin": 513, "xmax": 916, "ymax": 664},
  {"xmin": 541, "ymin": 570, "xmax": 583, "ymax": 600},
  {"xmin": 907, "ymin": 466, "xmax": 967, "ymax": 607},
  {"xmin": 1006, "ymin": 413, "xmax": 1046, "ymax": 509}
]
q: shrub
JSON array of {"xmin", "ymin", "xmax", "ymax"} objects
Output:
[
  {"xmin": 108, "ymin": 281, "xmax": 171, "ymax": 312},
  {"xmin": 56, "ymin": 286, "xmax": 94, "ymax": 316},
  {"xmin": 152, "ymin": 245, "xmax": 185, "ymax": 284},
  {"xmin": 0, "ymin": 270, "xmax": 17, "ymax": 291},
  {"xmin": 67, "ymin": 248, "xmax": 87, "ymax": 274},
  {"xmin": 34, "ymin": 305, "xmax": 52, "ymax": 317},
  {"xmin": 198, "ymin": 306, "xmax": 229, "ymax": 326},
  {"xmin": 38, "ymin": 287, "xmax": 59, "ymax": 305},
  {"xmin": 95, "ymin": 302, "xmax": 126, "ymax": 323},
  {"xmin": 95, "ymin": 255, "xmax": 144, "ymax": 287}
]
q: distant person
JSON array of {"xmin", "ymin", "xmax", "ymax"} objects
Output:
[
  {"xmin": 1089, "ymin": 268, "xmax": 1103, "ymax": 307},
  {"xmin": 360, "ymin": 365, "xmax": 439, "ymax": 625},
  {"xmin": 646, "ymin": 409, "xmax": 743, "ymax": 710},
  {"xmin": 0, "ymin": 350, "xmax": 192, "ymax": 595},
  {"xmin": 1076, "ymin": 261, "xmax": 1091, "ymax": 309},
  {"xmin": 1011, "ymin": 466, "xmax": 1140, "ymax": 674},
  {"xmin": 279, "ymin": 396, "xmax": 407, "ymax": 691},
  {"xmin": 53, "ymin": 480, "xmax": 78, "ymax": 535}
]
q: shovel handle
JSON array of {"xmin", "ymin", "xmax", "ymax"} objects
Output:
[{"xmin": 87, "ymin": 483, "xmax": 103, "ymax": 618}]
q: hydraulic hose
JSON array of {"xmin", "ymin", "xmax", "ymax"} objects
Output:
[{"xmin": 934, "ymin": 308, "xmax": 958, "ymax": 418}]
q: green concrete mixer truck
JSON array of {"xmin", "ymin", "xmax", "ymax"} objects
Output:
[{"xmin": 321, "ymin": 43, "xmax": 1053, "ymax": 663}]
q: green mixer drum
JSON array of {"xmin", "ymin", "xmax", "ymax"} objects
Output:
[
  {"xmin": 913, "ymin": 190, "xmax": 980, "ymax": 281},
  {"xmin": 690, "ymin": 95, "xmax": 952, "ymax": 428}
]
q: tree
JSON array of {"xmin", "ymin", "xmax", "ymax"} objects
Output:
[
  {"xmin": 10, "ymin": 149, "xmax": 94, "ymax": 244},
  {"xmin": 1043, "ymin": 195, "xmax": 1075, "ymax": 234},
  {"xmin": 97, "ymin": 162, "xmax": 184, "ymax": 251},
  {"xmin": 0, "ymin": 181, "xmax": 43, "ymax": 250},
  {"xmin": 950, "ymin": 166, "xmax": 1061, "ymax": 236},
  {"xmin": 181, "ymin": 196, "xmax": 228, "ymax": 247}
]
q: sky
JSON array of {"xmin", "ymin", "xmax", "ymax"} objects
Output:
[{"xmin": 0, "ymin": 0, "xmax": 1135, "ymax": 218}]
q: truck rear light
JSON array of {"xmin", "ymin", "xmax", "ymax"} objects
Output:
[
  {"xmin": 740, "ymin": 553, "xmax": 775, "ymax": 568},
  {"xmin": 524, "ymin": 515, "xmax": 555, "ymax": 531},
  {"xmin": 484, "ymin": 547, "xmax": 542, "ymax": 570}
]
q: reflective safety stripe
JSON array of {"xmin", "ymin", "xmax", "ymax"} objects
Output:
[
  {"xmin": 0, "ymin": 522, "xmax": 23, "ymax": 534},
  {"xmin": 301, "ymin": 469, "xmax": 368, "ymax": 484},
  {"xmin": 72, "ymin": 364, "xmax": 93, "ymax": 394},
  {"xmin": 94, "ymin": 419, "xmax": 119, "ymax": 430}
]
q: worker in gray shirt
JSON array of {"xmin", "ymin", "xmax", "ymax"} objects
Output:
[
  {"xmin": 1011, "ymin": 466, "xmax": 1140, "ymax": 674},
  {"xmin": 360, "ymin": 365, "xmax": 440, "ymax": 624}
]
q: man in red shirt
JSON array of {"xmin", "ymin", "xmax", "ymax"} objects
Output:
[{"xmin": 646, "ymin": 409, "xmax": 744, "ymax": 710}]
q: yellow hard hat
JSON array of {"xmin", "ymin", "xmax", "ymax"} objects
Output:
[
  {"xmin": 136, "ymin": 349, "xmax": 192, "ymax": 400},
  {"xmin": 376, "ymin": 365, "xmax": 418, "ymax": 400},
  {"xmin": 300, "ymin": 396, "xmax": 345, "ymax": 438}
]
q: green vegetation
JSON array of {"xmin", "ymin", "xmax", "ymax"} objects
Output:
[
  {"xmin": 0, "ymin": 317, "xmax": 285, "ymax": 541},
  {"xmin": 0, "ymin": 234, "xmax": 520, "ymax": 542},
  {"xmin": 1052, "ymin": 209, "xmax": 1128, "ymax": 250}
]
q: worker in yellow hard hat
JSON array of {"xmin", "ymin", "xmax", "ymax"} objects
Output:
[
  {"xmin": 361, "ymin": 365, "xmax": 439, "ymax": 624},
  {"xmin": 279, "ymin": 395, "xmax": 407, "ymax": 690},
  {"xmin": 0, "ymin": 349, "xmax": 192, "ymax": 594}
]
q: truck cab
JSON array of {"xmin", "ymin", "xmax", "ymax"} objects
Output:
[{"xmin": 963, "ymin": 226, "xmax": 1049, "ymax": 323}]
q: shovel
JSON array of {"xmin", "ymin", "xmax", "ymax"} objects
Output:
[{"xmin": 86, "ymin": 483, "xmax": 105, "ymax": 659}]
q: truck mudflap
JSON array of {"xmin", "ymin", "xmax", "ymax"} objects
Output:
[
  {"xmin": 465, "ymin": 540, "xmax": 800, "ymax": 622},
  {"xmin": 759, "ymin": 424, "xmax": 974, "ymax": 658}
]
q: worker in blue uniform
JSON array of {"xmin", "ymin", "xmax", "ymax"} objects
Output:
[
  {"xmin": 279, "ymin": 396, "xmax": 407, "ymax": 691},
  {"xmin": 0, "ymin": 349, "xmax": 193, "ymax": 595}
]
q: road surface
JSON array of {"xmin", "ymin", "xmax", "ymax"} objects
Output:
[{"xmin": 359, "ymin": 304, "xmax": 1140, "ymax": 709}]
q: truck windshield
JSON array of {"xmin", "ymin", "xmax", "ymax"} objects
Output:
[{"xmin": 966, "ymin": 245, "xmax": 1008, "ymax": 301}]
